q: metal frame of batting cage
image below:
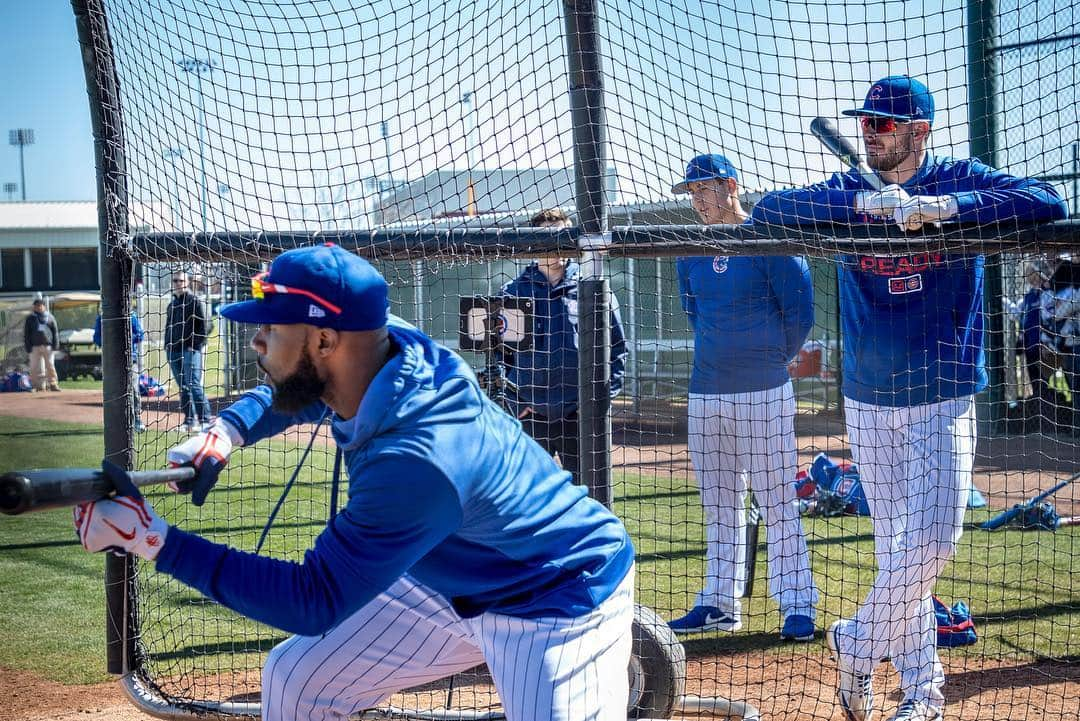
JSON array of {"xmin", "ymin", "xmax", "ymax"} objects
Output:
[{"xmin": 74, "ymin": 0, "xmax": 1080, "ymax": 718}]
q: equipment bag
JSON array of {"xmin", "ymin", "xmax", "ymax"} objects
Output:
[{"xmin": 934, "ymin": 596, "xmax": 978, "ymax": 647}]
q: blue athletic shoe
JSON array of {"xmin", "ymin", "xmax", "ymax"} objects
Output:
[
  {"xmin": 667, "ymin": 606, "xmax": 741, "ymax": 634},
  {"xmin": 781, "ymin": 614, "xmax": 817, "ymax": 642}
]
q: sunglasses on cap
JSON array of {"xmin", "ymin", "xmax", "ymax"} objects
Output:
[
  {"xmin": 250, "ymin": 271, "xmax": 342, "ymax": 315},
  {"xmin": 860, "ymin": 116, "xmax": 908, "ymax": 134}
]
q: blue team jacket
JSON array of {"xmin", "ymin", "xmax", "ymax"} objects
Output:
[
  {"xmin": 500, "ymin": 261, "xmax": 628, "ymax": 419},
  {"xmin": 677, "ymin": 255, "xmax": 814, "ymax": 394},
  {"xmin": 155, "ymin": 317, "xmax": 635, "ymax": 636},
  {"xmin": 752, "ymin": 155, "xmax": 1067, "ymax": 406}
]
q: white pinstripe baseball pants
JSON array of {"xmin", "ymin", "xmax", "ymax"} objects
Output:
[
  {"xmin": 261, "ymin": 568, "xmax": 634, "ymax": 721},
  {"xmin": 687, "ymin": 382, "xmax": 818, "ymax": 621},
  {"xmin": 839, "ymin": 396, "xmax": 975, "ymax": 709}
]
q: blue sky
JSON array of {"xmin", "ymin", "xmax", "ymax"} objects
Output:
[
  {"xmin": 0, "ymin": 2, "xmax": 96, "ymax": 201},
  {"xmin": 0, "ymin": 1, "xmax": 1073, "ymax": 214}
]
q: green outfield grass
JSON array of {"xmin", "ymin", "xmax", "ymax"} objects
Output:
[{"xmin": 1, "ymin": 414, "xmax": 1078, "ymax": 687}]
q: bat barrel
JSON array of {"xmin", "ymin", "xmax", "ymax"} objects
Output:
[
  {"xmin": 0, "ymin": 472, "xmax": 33, "ymax": 515},
  {"xmin": 0, "ymin": 467, "xmax": 195, "ymax": 516}
]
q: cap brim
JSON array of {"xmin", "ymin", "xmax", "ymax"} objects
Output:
[
  {"xmin": 671, "ymin": 175, "xmax": 735, "ymax": 195},
  {"xmin": 219, "ymin": 295, "xmax": 387, "ymax": 330},
  {"xmin": 218, "ymin": 299, "xmax": 279, "ymax": 324},
  {"xmin": 219, "ymin": 296, "xmax": 324, "ymax": 326},
  {"xmin": 842, "ymin": 108, "xmax": 921, "ymax": 121}
]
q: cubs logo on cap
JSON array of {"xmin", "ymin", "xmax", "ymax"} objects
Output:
[{"xmin": 843, "ymin": 75, "xmax": 935, "ymax": 124}]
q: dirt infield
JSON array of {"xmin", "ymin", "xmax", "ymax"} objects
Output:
[
  {"xmin": 2, "ymin": 390, "xmax": 1079, "ymax": 720},
  {"xmin": 4, "ymin": 654, "xmax": 1078, "ymax": 721}
]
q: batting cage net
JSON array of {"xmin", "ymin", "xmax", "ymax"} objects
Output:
[{"xmin": 71, "ymin": 0, "xmax": 1079, "ymax": 719}]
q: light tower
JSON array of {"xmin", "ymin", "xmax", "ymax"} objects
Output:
[{"xmin": 8, "ymin": 129, "xmax": 35, "ymax": 201}]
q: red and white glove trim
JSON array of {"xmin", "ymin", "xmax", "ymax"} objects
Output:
[
  {"xmin": 74, "ymin": 496, "xmax": 169, "ymax": 561},
  {"xmin": 167, "ymin": 419, "xmax": 239, "ymax": 470}
]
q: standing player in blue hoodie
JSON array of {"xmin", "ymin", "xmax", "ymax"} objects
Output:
[
  {"xmin": 753, "ymin": 76, "xmax": 1068, "ymax": 721},
  {"xmin": 500, "ymin": 208, "xmax": 628, "ymax": 484},
  {"xmin": 668, "ymin": 154, "xmax": 819, "ymax": 643},
  {"xmin": 73, "ymin": 244, "xmax": 636, "ymax": 721}
]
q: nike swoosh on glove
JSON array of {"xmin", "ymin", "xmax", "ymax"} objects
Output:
[
  {"xmin": 166, "ymin": 419, "xmax": 241, "ymax": 506},
  {"xmin": 893, "ymin": 195, "xmax": 960, "ymax": 231},
  {"xmin": 74, "ymin": 496, "xmax": 169, "ymax": 561},
  {"xmin": 854, "ymin": 184, "xmax": 910, "ymax": 218}
]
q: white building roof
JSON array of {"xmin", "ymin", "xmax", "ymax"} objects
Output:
[
  {"xmin": 0, "ymin": 201, "xmax": 98, "ymax": 230},
  {"xmin": 0, "ymin": 200, "xmax": 175, "ymax": 233}
]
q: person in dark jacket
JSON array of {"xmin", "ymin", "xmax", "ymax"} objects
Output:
[
  {"xmin": 165, "ymin": 272, "xmax": 212, "ymax": 432},
  {"xmin": 499, "ymin": 209, "xmax": 628, "ymax": 485},
  {"xmin": 23, "ymin": 297, "xmax": 61, "ymax": 392}
]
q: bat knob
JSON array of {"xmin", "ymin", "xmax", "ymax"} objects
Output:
[{"xmin": 0, "ymin": 472, "xmax": 32, "ymax": 516}]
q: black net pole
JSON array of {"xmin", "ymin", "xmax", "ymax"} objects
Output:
[
  {"xmin": 72, "ymin": 0, "xmax": 139, "ymax": 677},
  {"xmin": 968, "ymin": 0, "xmax": 1004, "ymax": 428},
  {"xmin": 563, "ymin": 0, "xmax": 612, "ymax": 507}
]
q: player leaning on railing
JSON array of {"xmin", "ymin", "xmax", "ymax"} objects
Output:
[{"xmin": 753, "ymin": 75, "xmax": 1068, "ymax": 721}]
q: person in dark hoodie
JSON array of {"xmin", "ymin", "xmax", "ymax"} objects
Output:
[
  {"xmin": 164, "ymin": 271, "xmax": 212, "ymax": 432},
  {"xmin": 23, "ymin": 297, "xmax": 61, "ymax": 392},
  {"xmin": 74, "ymin": 244, "xmax": 636, "ymax": 721},
  {"xmin": 499, "ymin": 208, "xmax": 628, "ymax": 485}
]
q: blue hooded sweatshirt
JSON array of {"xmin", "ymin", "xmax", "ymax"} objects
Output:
[
  {"xmin": 751, "ymin": 154, "xmax": 1068, "ymax": 406},
  {"xmin": 500, "ymin": 261, "xmax": 628, "ymax": 419},
  {"xmin": 156, "ymin": 316, "xmax": 634, "ymax": 636}
]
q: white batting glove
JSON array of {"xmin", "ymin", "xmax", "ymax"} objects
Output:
[
  {"xmin": 893, "ymin": 194, "xmax": 960, "ymax": 231},
  {"xmin": 166, "ymin": 419, "xmax": 242, "ymax": 505},
  {"xmin": 854, "ymin": 184, "xmax": 910, "ymax": 218},
  {"xmin": 74, "ymin": 496, "xmax": 169, "ymax": 561}
]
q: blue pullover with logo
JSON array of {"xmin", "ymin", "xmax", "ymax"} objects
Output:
[
  {"xmin": 677, "ymin": 254, "xmax": 814, "ymax": 394},
  {"xmin": 155, "ymin": 316, "xmax": 634, "ymax": 636},
  {"xmin": 500, "ymin": 261, "xmax": 627, "ymax": 419},
  {"xmin": 751, "ymin": 154, "xmax": 1068, "ymax": 406}
]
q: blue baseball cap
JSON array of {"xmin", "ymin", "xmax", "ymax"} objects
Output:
[
  {"xmin": 671, "ymin": 154, "xmax": 739, "ymax": 194},
  {"xmin": 843, "ymin": 75, "xmax": 935, "ymax": 124},
  {"xmin": 220, "ymin": 243, "xmax": 389, "ymax": 331}
]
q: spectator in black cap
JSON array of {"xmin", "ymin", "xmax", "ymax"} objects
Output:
[{"xmin": 24, "ymin": 297, "xmax": 61, "ymax": 392}]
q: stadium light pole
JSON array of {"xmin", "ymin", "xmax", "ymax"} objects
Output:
[
  {"xmin": 461, "ymin": 91, "xmax": 477, "ymax": 215},
  {"xmin": 2, "ymin": 182, "xmax": 16, "ymax": 201},
  {"xmin": 176, "ymin": 58, "xmax": 216, "ymax": 235},
  {"xmin": 8, "ymin": 129, "xmax": 35, "ymax": 201},
  {"xmin": 381, "ymin": 120, "xmax": 394, "ymax": 193}
]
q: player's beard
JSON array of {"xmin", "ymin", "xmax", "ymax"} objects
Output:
[
  {"xmin": 865, "ymin": 134, "xmax": 916, "ymax": 173},
  {"xmin": 267, "ymin": 347, "xmax": 326, "ymax": 414}
]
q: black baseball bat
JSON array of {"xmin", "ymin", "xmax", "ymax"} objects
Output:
[
  {"xmin": 810, "ymin": 116, "xmax": 883, "ymax": 191},
  {"xmin": 0, "ymin": 466, "xmax": 195, "ymax": 516},
  {"xmin": 741, "ymin": 494, "xmax": 761, "ymax": 598},
  {"xmin": 979, "ymin": 470, "xmax": 1080, "ymax": 530}
]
